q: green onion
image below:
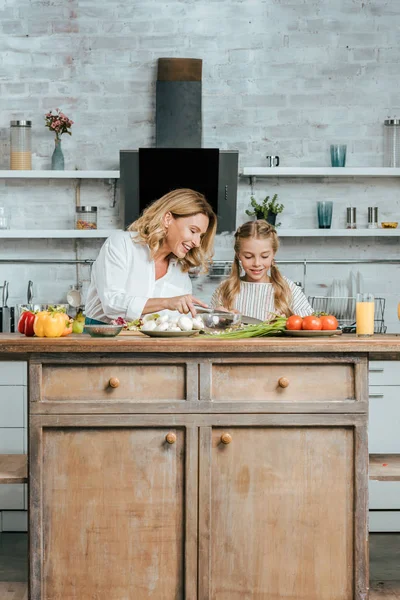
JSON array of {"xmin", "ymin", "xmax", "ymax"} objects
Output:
[{"xmin": 201, "ymin": 316, "xmax": 287, "ymax": 339}]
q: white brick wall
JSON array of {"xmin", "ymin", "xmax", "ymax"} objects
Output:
[{"xmin": 0, "ymin": 0, "xmax": 399, "ymax": 329}]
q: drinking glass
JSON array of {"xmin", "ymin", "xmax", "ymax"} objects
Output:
[
  {"xmin": 356, "ymin": 293, "xmax": 374, "ymax": 337},
  {"xmin": 330, "ymin": 144, "xmax": 347, "ymax": 167},
  {"xmin": 317, "ymin": 201, "xmax": 333, "ymax": 229},
  {"xmin": 0, "ymin": 207, "xmax": 9, "ymax": 230}
]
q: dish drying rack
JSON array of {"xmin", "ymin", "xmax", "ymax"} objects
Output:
[{"xmin": 308, "ymin": 296, "xmax": 386, "ymax": 334}]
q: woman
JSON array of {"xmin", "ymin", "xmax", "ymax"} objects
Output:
[
  {"xmin": 211, "ymin": 220, "xmax": 313, "ymax": 320},
  {"xmin": 85, "ymin": 188, "xmax": 217, "ymax": 325}
]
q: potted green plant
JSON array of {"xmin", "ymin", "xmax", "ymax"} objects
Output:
[{"xmin": 245, "ymin": 194, "xmax": 284, "ymax": 226}]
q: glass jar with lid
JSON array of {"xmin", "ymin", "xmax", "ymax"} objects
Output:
[
  {"xmin": 384, "ymin": 118, "xmax": 400, "ymax": 167},
  {"xmin": 10, "ymin": 120, "xmax": 32, "ymax": 170},
  {"xmin": 75, "ymin": 206, "xmax": 97, "ymax": 230}
]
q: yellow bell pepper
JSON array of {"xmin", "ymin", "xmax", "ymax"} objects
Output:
[{"xmin": 33, "ymin": 311, "xmax": 68, "ymax": 338}]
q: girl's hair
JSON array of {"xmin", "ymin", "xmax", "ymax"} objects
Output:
[
  {"xmin": 128, "ymin": 188, "xmax": 217, "ymax": 272},
  {"xmin": 218, "ymin": 220, "xmax": 293, "ymax": 316}
]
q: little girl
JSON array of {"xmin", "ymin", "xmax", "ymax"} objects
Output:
[{"xmin": 211, "ymin": 220, "xmax": 313, "ymax": 321}]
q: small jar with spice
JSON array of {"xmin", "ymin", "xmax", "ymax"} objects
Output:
[{"xmin": 75, "ymin": 206, "xmax": 97, "ymax": 230}]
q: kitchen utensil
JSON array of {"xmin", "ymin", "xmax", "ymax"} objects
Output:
[
  {"xmin": 346, "ymin": 207, "xmax": 357, "ymax": 229},
  {"xmin": 17, "ymin": 303, "xmax": 69, "ymax": 320},
  {"xmin": 194, "ymin": 308, "xmax": 241, "ymax": 331},
  {"xmin": 282, "ymin": 330, "xmax": 342, "ymax": 337},
  {"xmin": 141, "ymin": 330, "xmax": 200, "ymax": 338},
  {"xmin": 84, "ymin": 324, "xmax": 123, "ymax": 337},
  {"xmin": 266, "ymin": 155, "xmax": 279, "ymax": 167},
  {"xmin": 67, "ymin": 286, "xmax": 82, "ymax": 308},
  {"xmin": 368, "ymin": 207, "xmax": 379, "ymax": 229},
  {"xmin": 195, "ymin": 306, "xmax": 261, "ymax": 325},
  {"xmin": 27, "ymin": 281, "xmax": 33, "ymax": 304},
  {"xmin": 330, "ymin": 144, "xmax": 347, "ymax": 167},
  {"xmin": 0, "ymin": 281, "xmax": 15, "ymax": 333}
]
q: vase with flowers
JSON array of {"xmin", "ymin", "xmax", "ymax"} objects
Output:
[{"xmin": 45, "ymin": 108, "xmax": 74, "ymax": 170}]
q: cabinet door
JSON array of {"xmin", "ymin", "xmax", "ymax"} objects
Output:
[
  {"xmin": 199, "ymin": 425, "xmax": 363, "ymax": 600},
  {"xmin": 30, "ymin": 419, "xmax": 197, "ymax": 600}
]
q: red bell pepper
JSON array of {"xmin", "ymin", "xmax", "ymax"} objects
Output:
[{"xmin": 17, "ymin": 311, "xmax": 36, "ymax": 337}]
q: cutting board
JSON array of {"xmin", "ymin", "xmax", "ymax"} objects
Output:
[{"xmin": 118, "ymin": 330, "xmax": 145, "ymax": 337}]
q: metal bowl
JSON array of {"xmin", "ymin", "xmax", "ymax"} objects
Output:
[
  {"xmin": 200, "ymin": 310, "xmax": 241, "ymax": 331},
  {"xmin": 84, "ymin": 324, "xmax": 123, "ymax": 338}
]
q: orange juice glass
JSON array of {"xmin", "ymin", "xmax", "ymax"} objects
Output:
[{"xmin": 356, "ymin": 293, "xmax": 374, "ymax": 337}]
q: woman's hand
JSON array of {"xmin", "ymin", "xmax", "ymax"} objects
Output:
[{"xmin": 164, "ymin": 295, "xmax": 208, "ymax": 317}]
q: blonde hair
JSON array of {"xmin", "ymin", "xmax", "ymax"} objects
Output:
[
  {"xmin": 218, "ymin": 220, "xmax": 293, "ymax": 316},
  {"xmin": 128, "ymin": 188, "xmax": 217, "ymax": 273}
]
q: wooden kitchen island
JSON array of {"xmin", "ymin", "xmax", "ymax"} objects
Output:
[{"xmin": 2, "ymin": 333, "xmax": 400, "ymax": 600}]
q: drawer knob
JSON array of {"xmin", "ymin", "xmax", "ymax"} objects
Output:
[
  {"xmin": 220, "ymin": 433, "xmax": 232, "ymax": 445},
  {"xmin": 109, "ymin": 377, "xmax": 120, "ymax": 388},
  {"xmin": 278, "ymin": 377, "xmax": 289, "ymax": 388},
  {"xmin": 166, "ymin": 432, "xmax": 177, "ymax": 444}
]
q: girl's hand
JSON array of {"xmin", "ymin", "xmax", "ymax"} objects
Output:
[{"xmin": 165, "ymin": 295, "xmax": 208, "ymax": 317}]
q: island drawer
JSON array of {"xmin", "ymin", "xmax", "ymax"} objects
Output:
[
  {"xmin": 37, "ymin": 363, "xmax": 194, "ymax": 403},
  {"xmin": 205, "ymin": 360, "xmax": 359, "ymax": 403}
]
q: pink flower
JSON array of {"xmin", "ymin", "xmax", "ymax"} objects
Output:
[{"xmin": 51, "ymin": 123, "xmax": 55, "ymax": 128}]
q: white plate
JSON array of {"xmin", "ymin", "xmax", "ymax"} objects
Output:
[
  {"xmin": 331, "ymin": 279, "xmax": 339, "ymax": 316},
  {"xmin": 141, "ymin": 330, "xmax": 200, "ymax": 338},
  {"xmin": 282, "ymin": 330, "xmax": 342, "ymax": 337},
  {"xmin": 348, "ymin": 272, "xmax": 357, "ymax": 321},
  {"xmin": 356, "ymin": 271, "xmax": 364, "ymax": 295}
]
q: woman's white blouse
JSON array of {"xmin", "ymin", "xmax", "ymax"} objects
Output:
[
  {"xmin": 211, "ymin": 276, "xmax": 313, "ymax": 321},
  {"xmin": 85, "ymin": 231, "xmax": 192, "ymax": 323}
]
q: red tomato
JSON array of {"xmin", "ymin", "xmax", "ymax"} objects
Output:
[
  {"xmin": 301, "ymin": 316, "xmax": 322, "ymax": 330},
  {"xmin": 320, "ymin": 315, "xmax": 338, "ymax": 330},
  {"xmin": 286, "ymin": 315, "xmax": 303, "ymax": 330}
]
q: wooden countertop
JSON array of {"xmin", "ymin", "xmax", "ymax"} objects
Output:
[{"xmin": 0, "ymin": 332, "xmax": 400, "ymax": 356}]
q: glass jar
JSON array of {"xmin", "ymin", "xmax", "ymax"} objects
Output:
[
  {"xmin": 346, "ymin": 207, "xmax": 357, "ymax": 229},
  {"xmin": 384, "ymin": 118, "xmax": 400, "ymax": 167},
  {"xmin": 10, "ymin": 120, "xmax": 32, "ymax": 170},
  {"xmin": 75, "ymin": 206, "xmax": 97, "ymax": 230}
]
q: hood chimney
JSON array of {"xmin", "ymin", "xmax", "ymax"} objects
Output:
[{"xmin": 156, "ymin": 58, "xmax": 202, "ymax": 148}]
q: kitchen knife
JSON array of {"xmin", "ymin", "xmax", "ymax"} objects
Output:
[
  {"xmin": 1, "ymin": 281, "xmax": 14, "ymax": 333},
  {"xmin": 194, "ymin": 306, "xmax": 262, "ymax": 325}
]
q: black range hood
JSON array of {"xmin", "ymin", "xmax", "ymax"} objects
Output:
[{"xmin": 120, "ymin": 58, "xmax": 238, "ymax": 233}]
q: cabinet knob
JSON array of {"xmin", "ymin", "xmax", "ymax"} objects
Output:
[
  {"xmin": 109, "ymin": 377, "xmax": 120, "ymax": 388},
  {"xmin": 166, "ymin": 432, "xmax": 177, "ymax": 444},
  {"xmin": 220, "ymin": 432, "xmax": 232, "ymax": 445},
  {"xmin": 278, "ymin": 377, "xmax": 289, "ymax": 388}
]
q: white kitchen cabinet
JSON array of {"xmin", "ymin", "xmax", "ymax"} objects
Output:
[
  {"xmin": 0, "ymin": 361, "xmax": 27, "ymax": 529},
  {"xmin": 369, "ymin": 361, "xmax": 400, "ymax": 532},
  {"xmin": 0, "ymin": 387, "xmax": 25, "ymax": 427}
]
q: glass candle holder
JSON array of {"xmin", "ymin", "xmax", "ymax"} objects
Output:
[
  {"xmin": 317, "ymin": 201, "xmax": 333, "ymax": 229},
  {"xmin": 330, "ymin": 144, "xmax": 347, "ymax": 167},
  {"xmin": 356, "ymin": 293, "xmax": 374, "ymax": 337}
]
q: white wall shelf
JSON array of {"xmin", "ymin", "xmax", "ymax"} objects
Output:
[
  {"xmin": 0, "ymin": 230, "xmax": 122, "ymax": 239},
  {"xmin": 241, "ymin": 167, "xmax": 400, "ymax": 177},
  {"xmin": 0, "ymin": 228, "xmax": 398, "ymax": 239},
  {"xmin": 0, "ymin": 170, "xmax": 119, "ymax": 179},
  {"xmin": 277, "ymin": 228, "xmax": 400, "ymax": 237}
]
